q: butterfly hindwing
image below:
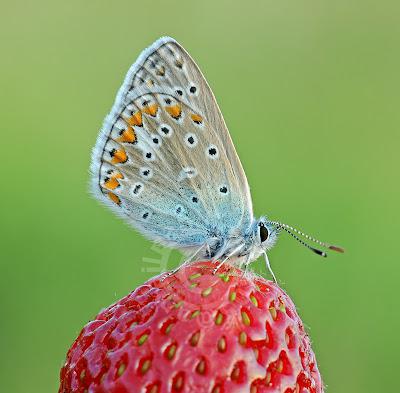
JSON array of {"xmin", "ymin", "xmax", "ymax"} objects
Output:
[{"xmin": 91, "ymin": 37, "xmax": 253, "ymax": 251}]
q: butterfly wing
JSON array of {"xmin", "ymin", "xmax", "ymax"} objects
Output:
[{"xmin": 90, "ymin": 37, "xmax": 253, "ymax": 251}]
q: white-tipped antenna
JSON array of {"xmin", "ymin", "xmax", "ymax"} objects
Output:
[{"xmin": 270, "ymin": 221, "xmax": 344, "ymax": 256}]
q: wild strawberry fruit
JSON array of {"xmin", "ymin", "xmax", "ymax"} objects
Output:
[{"xmin": 59, "ymin": 261, "xmax": 323, "ymax": 393}]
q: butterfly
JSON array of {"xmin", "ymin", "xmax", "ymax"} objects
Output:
[{"xmin": 90, "ymin": 37, "xmax": 343, "ymax": 281}]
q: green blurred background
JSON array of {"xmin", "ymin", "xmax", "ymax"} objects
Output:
[{"xmin": 1, "ymin": 1, "xmax": 399, "ymax": 392}]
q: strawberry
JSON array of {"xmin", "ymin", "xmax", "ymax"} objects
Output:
[{"xmin": 59, "ymin": 261, "xmax": 323, "ymax": 393}]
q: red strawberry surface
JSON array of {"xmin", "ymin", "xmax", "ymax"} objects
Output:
[{"xmin": 59, "ymin": 261, "xmax": 323, "ymax": 393}]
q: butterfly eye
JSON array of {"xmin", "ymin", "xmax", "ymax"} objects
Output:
[{"xmin": 259, "ymin": 223, "xmax": 269, "ymax": 243}]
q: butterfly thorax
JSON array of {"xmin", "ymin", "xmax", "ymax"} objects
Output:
[{"xmin": 191, "ymin": 218, "xmax": 278, "ymax": 267}]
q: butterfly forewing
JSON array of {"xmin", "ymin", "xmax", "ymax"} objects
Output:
[{"xmin": 91, "ymin": 37, "xmax": 253, "ymax": 251}]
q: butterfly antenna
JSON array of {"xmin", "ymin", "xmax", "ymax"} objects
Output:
[{"xmin": 270, "ymin": 221, "xmax": 344, "ymax": 256}]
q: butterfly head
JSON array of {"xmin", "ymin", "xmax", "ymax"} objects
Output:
[{"xmin": 255, "ymin": 217, "xmax": 279, "ymax": 252}]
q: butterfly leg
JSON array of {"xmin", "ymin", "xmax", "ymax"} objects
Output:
[
  {"xmin": 212, "ymin": 258, "xmax": 228, "ymax": 275},
  {"xmin": 240, "ymin": 255, "xmax": 251, "ymax": 278},
  {"xmin": 212, "ymin": 243, "xmax": 245, "ymax": 275},
  {"xmin": 263, "ymin": 252, "xmax": 277, "ymax": 283},
  {"xmin": 206, "ymin": 244, "xmax": 211, "ymax": 258}
]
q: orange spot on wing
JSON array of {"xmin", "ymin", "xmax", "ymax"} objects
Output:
[
  {"xmin": 175, "ymin": 59, "xmax": 183, "ymax": 69},
  {"xmin": 156, "ymin": 66, "xmax": 165, "ymax": 76},
  {"xmin": 142, "ymin": 103, "xmax": 158, "ymax": 117},
  {"xmin": 118, "ymin": 125, "xmax": 137, "ymax": 144},
  {"xmin": 127, "ymin": 111, "xmax": 143, "ymax": 127},
  {"xmin": 104, "ymin": 172, "xmax": 124, "ymax": 190},
  {"xmin": 111, "ymin": 149, "xmax": 128, "ymax": 164},
  {"xmin": 108, "ymin": 192, "xmax": 121, "ymax": 205},
  {"xmin": 104, "ymin": 177, "xmax": 119, "ymax": 190},
  {"xmin": 191, "ymin": 114, "xmax": 203, "ymax": 124},
  {"xmin": 166, "ymin": 104, "xmax": 182, "ymax": 120}
]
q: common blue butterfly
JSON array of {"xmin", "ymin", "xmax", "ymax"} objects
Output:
[{"xmin": 90, "ymin": 37, "xmax": 343, "ymax": 281}]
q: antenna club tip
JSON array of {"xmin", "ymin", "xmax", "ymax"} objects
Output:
[
  {"xmin": 311, "ymin": 247, "xmax": 327, "ymax": 257},
  {"xmin": 329, "ymin": 245, "xmax": 345, "ymax": 253}
]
